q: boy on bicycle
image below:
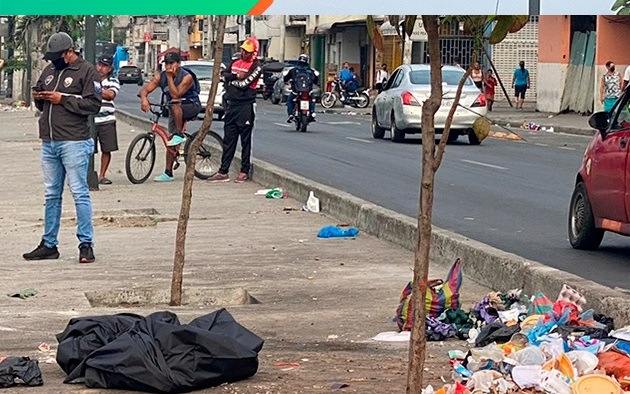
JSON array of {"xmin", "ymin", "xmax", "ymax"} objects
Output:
[{"xmin": 139, "ymin": 51, "xmax": 202, "ymax": 182}]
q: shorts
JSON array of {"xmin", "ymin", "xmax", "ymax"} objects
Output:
[
  {"xmin": 94, "ymin": 121, "xmax": 118, "ymax": 153},
  {"xmin": 167, "ymin": 100, "xmax": 202, "ymax": 134},
  {"xmin": 514, "ymin": 85, "xmax": 527, "ymax": 99}
]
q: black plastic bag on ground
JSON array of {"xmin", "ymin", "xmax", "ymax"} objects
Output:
[
  {"xmin": 0, "ymin": 357, "xmax": 43, "ymax": 388},
  {"xmin": 475, "ymin": 320, "xmax": 520, "ymax": 347},
  {"xmin": 56, "ymin": 309, "xmax": 264, "ymax": 393}
]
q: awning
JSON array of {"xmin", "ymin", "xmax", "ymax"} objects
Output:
[{"xmin": 313, "ymin": 16, "xmax": 384, "ymax": 35}]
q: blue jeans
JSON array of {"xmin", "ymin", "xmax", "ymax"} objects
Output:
[
  {"xmin": 287, "ymin": 92, "xmax": 315, "ymax": 116},
  {"xmin": 41, "ymin": 139, "xmax": 94, "ymax": 248}
]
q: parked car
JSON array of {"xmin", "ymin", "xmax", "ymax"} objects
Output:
[
  {"xmin": 180, "ymin": 60, "xmax": 225, "ymax": 120},
  {"xmin": 270, "ymin": 66, "xmax": 321, "ymax": 104},
  {"xmin": 371, "ymin": 64, "xmax": 488, "ymax": 144},
  {"xmin": 568, "ymin": 87, "xmax": 630, "ymax": 250},
  {"xmin": 117, "ymin": 66, "xmax": 144, "ymax": 86}
]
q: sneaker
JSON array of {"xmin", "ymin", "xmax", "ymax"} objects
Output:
[
  {"xmin": 154, "ymin": 173, "xmax": 174, "ymax": 182},
  {"xmin": 23, "ymin": 242, "xmax": 59, "ymax": 260},
  {"xmin": 208, "ymin": 172, "xmax": 230, "ymax": 182},
  {"xmin": 234, "ymin": 172, "xmax": 249, "ymax": 183},
  {"xmin": 287, "ymin": 115, "xmax": 294, "ymax": 123},
  {"xmin": 99, "ymin": 177, "xmax": 112, "ymax": 185},
  {"xmin": 167, "ymin": 134, "xmax": 186, "ymax": 147},
  {"xmin": 79, "ymin": 243, "xmax": 95, "ymax": 264}
]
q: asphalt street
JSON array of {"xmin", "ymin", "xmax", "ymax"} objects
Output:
[{"xmin": 116, "ymin": 84, "xmax": 630, "ymax": 291}]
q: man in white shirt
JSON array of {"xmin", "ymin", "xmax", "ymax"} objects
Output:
[
  {"xmin": 375, "ymin": 63, "xmax": 389, "ymax": 93},
  {"xmin": 94, "ymin": 54, "xmax": 120, "ymax": 185}
]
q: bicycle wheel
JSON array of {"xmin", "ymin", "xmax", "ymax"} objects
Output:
[
  {"xmin": 184, "ymin": 130, "xmax": 224, "ymax": 180},
  {"xmin": 125, "ymin": 134, "xmax": 156, "ymax": 184}
]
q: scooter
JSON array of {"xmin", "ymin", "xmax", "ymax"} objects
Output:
[
  {"xmin": 321, "ymin": 77, "xmax": 370, "ymax": 109},
  {"xmin": 292, "ymin": 91, "xmax": 316, "ymax": 133}
]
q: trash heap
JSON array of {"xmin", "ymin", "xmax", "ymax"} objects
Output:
[{"xmin": 422, "ymin": 284, "xmax": 630, "ymax": 394}]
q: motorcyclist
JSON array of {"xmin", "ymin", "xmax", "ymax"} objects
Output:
[{"xmin": 284, "ymin": 54, "xmax": 318, "ymax": 123}]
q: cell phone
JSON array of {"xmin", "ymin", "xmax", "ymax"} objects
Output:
[{"xmin": 31, "ymin": 85, "xmax": 43, "ymax": 92}]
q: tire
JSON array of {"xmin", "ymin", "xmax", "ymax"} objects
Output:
[
  {"xmin": 355, "ymin": 92, "xmax": 370, "ymax": 109},
  {"xmin": 568, "ymin": 182, "xmax": 605, "ymax": 250},
  {"xmin": 299, "ymin": 113, "xmax": 308, "ymax": 133},
  {"xmin": 468, "ymin": 131, "xmax": 481, "ymax": 145},
  {"xmin": 125, "ymin": 134, "xmax": 156, "ymax": 184},
  {"xmin": 371, "ymin": 112, "xmax": 385, "ymax": 139},
  {"xmin": 321, "ymin": 92, "xmax": 336, "ymax": 109},
  {"xmin": 184, "ymin": 130, "xmax": 224, "ymax": 180},
  {"xmin": 447, "ymin": 132, "xmax": 459, "ymax": 143},
  {"xmin": 390, "ymin": 114, "xmax": 405, "ymax": 143}
]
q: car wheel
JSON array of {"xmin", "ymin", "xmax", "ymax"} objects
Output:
[
  {"xmin": 447, "ymin": 132, "xmax": 459, "ymax": 143},
  {"xmin": 390, "ymin": 114, "xmax": 405, "ymax": 143},
  {"xmin": 371, "ymin": 112, "xmax": 385, "ymax": 139},
  {"xmin": 468, "ymin": 131, "xmax": 481, "ymax": 145},
  {"xmin": 568, "ymin": 182, "xmax": 604, "ymax": 250}
]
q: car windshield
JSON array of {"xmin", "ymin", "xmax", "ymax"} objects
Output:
[
  {"xmin": 120, "ymin": 67, "xmax": 136, "ymax": 72},
  {"xmin": 183, "ymin": 65, "xmax": 213, "ymax": 81},
  {"xmin": 409, "ymin": 69, "xmax": 473, "ymax": 86}
]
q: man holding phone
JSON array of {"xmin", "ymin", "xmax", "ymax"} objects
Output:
[{"xmin": 23, "ymin": 32, "xmax": 102, "ymax": 264}]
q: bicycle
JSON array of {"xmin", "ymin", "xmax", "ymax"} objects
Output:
[{"xmin": 125, "ymin": 100, "xmax": 224, "ymax": 184}]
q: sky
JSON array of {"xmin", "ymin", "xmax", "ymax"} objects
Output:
[{"xmin": 264, "ymin": 0, "xmax": 616, "ymax": 15}]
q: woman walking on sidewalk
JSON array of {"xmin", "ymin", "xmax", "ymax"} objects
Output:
[{"xmin": 600, "ymin": 60, "xmax": 622, "ymax": 112}]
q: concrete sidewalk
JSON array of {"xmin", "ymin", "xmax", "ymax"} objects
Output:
[{"xmin": 0, "ymin": 110, "xmax": 491, "ymax": 393}]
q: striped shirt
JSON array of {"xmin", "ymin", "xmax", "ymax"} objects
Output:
[{"xmin": 95, "ymin": 76, "xmax": 120, "ymax": 125}]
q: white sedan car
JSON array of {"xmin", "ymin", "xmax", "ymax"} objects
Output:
[
  {"xmin": 180, "ymin": 60, "xmax": 225, "ymax": 119},
  {"xmin": 372, "ymin": 64, "xmax": 488, "ymax": 144}
]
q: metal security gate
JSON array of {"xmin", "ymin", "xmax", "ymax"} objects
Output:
[{"xmin": 415, "ymin": 21, "xmax": 479, "ymax": 70}]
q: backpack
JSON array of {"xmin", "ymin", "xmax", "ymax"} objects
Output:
[
  {"xmin": 182, "ymin": 67, "xmax": 201, "ymax": 94},
  {"xmin": 293, "ymin": 67, "xmax": 313, "ymax": 93}
]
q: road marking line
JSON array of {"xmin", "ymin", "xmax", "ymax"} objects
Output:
[
  {"xmin": 327, "ymin": 121, "xmax": 362, "ymax": 125},
  {"xmin": 558, "ymin": 146, "xmax": 576, "ymax": 151},
  {"xmin": 274, "ymin": 122, "xmax": 292, "ymax": 128},
  {"xmin": 460, "ymin": 159, "xmax": 508, "ymax": 170},
  {"xmin": 346, "ymin": 137, "xmax": 373, "ymax": 144},
  {"xmin": 535, "ymin": 143, "xmax": 549, "ymax": 147}
]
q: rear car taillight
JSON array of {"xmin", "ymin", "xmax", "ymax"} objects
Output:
[
  {"xmin": 401, "ymin": 92, "xmax": 420, "ymax": 106},
  {"xmin": 471, "ymin": 93, "xmax": 487, "ymax": 108}
]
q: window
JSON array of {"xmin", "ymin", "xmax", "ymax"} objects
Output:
[
  {"xmin": 182, "ymin": 65, "xmax": 213, "ymax": 81},
  {"xmin": 390, "ymin": 69, "xmax": 404, "ymax": 89},
  {"xmin": 409, "ymin": 69, "xmax": 473, "ymax": 86},
  {"xmin": 384, "ymin": 70, "xmax": 400, "ymax": 90},
  {"xmin": 610, "ymin": 92, "xmax": 630, "ymax": 131}
]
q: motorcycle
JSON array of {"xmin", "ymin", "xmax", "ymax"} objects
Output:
[
  {"xmin": 292, "ymin": 90, "xmax": 315, "ymax": 133},
  {"xmin": 321, "ymin": 77, "xmax": 370, "ymax": 109}
]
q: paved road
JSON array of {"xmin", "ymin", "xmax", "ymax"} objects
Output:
[{"xmin": 115, "ymin": 84, "xmax": 630, "ymax": 291}]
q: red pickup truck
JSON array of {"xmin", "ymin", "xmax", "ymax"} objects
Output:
[{"xmin": 569, "ymin": 87, "xmax": 630, "ymax": 249}]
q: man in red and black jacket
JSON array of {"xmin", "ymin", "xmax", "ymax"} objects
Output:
[{"xmin": 209, "ymin": 37, "xmax": 262, "ymax": 183}]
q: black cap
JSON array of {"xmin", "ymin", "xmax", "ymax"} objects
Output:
[
  {"xmin": 98, "ymin": 54, "xmax": 114, "ymax": 67},
  {"xmin": 163, "ymin": 52, "xmax": 181, "ymax": 63},
  {"xmin": 44, "ymin": 32, "xmax": 74, "ymax": 61}
]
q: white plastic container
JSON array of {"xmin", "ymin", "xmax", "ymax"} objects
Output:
[{"xmin": 306, "ymin": 191, "xmax": 320, "ymax": 213}]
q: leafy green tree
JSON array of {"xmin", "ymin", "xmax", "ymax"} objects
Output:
[{"xmin": 612, "ymin": 0, "xmax": 630, "ymax": 14}]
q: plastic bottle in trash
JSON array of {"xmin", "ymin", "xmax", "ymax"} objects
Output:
[{"xmin": 307, "ymin": 191, "xmax": 320, "ymax": 213}]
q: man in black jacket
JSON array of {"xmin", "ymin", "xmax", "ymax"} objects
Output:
[
  {"xmin": 208, "ymin": 37, "xmax": 262, "ymax": 183},
  {"xmin": 23, "ymin": 32, "xmax": 102, "ymax": 264}
]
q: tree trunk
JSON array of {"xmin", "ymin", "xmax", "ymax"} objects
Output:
[
  {"xmin": 169, "ymin": 15, "xmax": 227, "ymax": 306},
  {"xmin": 406, "ymin": 15, "xmax": 443, "ymax": 394}
]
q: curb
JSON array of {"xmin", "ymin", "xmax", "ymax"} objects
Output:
[
  {"xmin": 491, "ymin": 117, "xmax": 595, "ymax": 137},
  {"xmin": 319, "ymin": 108, "xmax": 372, "ymax": 116},
  {"xmin": 117, "ymin": 109, "xmax": 630, "ymax": 326}
]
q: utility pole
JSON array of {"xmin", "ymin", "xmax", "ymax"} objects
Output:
[
  {"xmin": 85, "ymin": 16, "xmax": 99, "ymax": 191},
  {"xmin": 279, "ymin": 15, "xmax": 286, "ymax": 62},
  {"xmin": 528, "ymin": 0, "xmax": 540, "ymax": 15}
]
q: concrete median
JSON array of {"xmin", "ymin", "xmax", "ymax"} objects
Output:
[{"xmin": 118, "ymin": 109, "xmax": 630, "ymax": 326}]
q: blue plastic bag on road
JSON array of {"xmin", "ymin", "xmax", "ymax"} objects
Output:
[{"xmin": 317, "ymin": 225, "xmax": 359, "ymax": 238}]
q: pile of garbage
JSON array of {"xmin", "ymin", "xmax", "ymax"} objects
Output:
[
  {"xmin": 0, "ymin": 101, "xmax": 30, "ymax": 111},
  {"xmin": 422, "ymin": 284, "xmax": 630, "ymax": 394}
]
